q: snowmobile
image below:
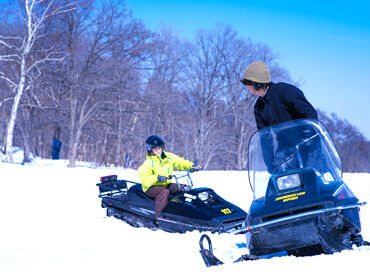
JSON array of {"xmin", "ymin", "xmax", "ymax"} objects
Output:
[
  {"xmin": 200, "ymin": 119, "xmax": 368, "ymax": 267},
  {"xmin": 97, "ymin": 169, "xmax": 247, "ymax": 233}
]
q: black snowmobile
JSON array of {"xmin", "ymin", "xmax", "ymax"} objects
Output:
[
  {"xmin": 97, "ymin": 170, "xmax": 247, "ymax": 233},
  {"xmin": 200, "ymin": 119, "xmax": 368, "ymax": 267}
]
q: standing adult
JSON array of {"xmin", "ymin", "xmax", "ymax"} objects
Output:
[
  {"xmin": 241, "ymin": 60, "xmax": 318, "ymax": 130},
  {"xmin": 241, "ymin": 61, "xmax": 319, "ymax": 173}
]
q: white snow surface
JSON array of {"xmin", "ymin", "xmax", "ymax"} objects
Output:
[{"xmin": 1, "ymin": 156, "xmax": 369, "ymax": 275}]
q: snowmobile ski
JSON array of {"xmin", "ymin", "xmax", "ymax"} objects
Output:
[{"xmin": 199, "ymin": 234, "xmax": 224, "ymax": 267}]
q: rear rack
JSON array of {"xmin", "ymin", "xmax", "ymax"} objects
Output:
[{"xmin": 96, "ymin": 174, "xmax": 140, "ymax": 198}]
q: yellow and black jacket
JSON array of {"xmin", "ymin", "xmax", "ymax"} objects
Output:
[{"xmin": 138, "ymin": 151, "xmax": 193, "ymax": 193}]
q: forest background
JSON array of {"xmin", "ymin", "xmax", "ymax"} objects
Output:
[{"xmin": 0, "ymin": 0, "xmax": 369, "ymax": 172}]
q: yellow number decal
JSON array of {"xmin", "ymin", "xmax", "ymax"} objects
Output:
[{"xmin": 221, "ymin": 208, "xmax": 232, "ymax": 214}]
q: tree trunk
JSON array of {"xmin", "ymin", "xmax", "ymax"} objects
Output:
[
  {"xmin": 5, "ymin": 59, "xmax": 26, "ymax": 163},
  {"xmin": 22, "ymin": 131, "xmax": 31, "ymax": 163},
  {"xmin": 22, "ymin": 107, "xmax": 33, "ymax": 163},
  {"xmin": 69, "ymin": 126, "xmax": 82, "ymax": 168},
  {"xmin": 68, "ymin": 95, "xmax": 78, "ymax": 167}
]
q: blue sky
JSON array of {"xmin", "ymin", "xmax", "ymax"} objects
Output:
[{"xmin": 127, "ymin": 0, "xmax": 370, "ymax": 139}]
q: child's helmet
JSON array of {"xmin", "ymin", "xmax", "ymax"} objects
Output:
[{"xmin": 145, "ymin": 135, "xmax": 165, "ymax": 153}]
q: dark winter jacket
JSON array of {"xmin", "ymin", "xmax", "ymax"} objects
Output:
[{"xmin": 254, "ymin": 82, "xmax": 318, "ymax": 130}]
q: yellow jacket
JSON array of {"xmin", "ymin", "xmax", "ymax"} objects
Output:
[{"xmin": 138, "ymin": 151, "xmax": 194, "ymax": 193}]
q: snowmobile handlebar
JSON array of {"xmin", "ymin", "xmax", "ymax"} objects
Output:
[
  {"xmin": 166, "ymin": 169, "xmax": 196, "ymax": 191},
  {"xmin": 277, "ymin": 132, "xmax": 320, "ymax": 172},
  {"xmin": 167, "ymin": 168, "xmax": 197, "ymax": 180}
]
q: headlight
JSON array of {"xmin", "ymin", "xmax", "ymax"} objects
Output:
[
  {"xmin": 276, "ymin": 173, "xmax": 301, "ymax": 191},
  {"xmin": 198, "ymin": 191, "xmax": 209, "ymax": 201}
]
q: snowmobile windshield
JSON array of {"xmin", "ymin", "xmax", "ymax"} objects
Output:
[{"xmin": 248, "ymin": 119, "xmax": 342, "ymax": 200}]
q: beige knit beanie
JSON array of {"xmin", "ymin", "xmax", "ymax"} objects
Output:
[{"xmin": 243, "ymin": 61, "xmax": 271, "ymax": 83}]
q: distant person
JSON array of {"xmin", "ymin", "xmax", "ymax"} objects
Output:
[
  {"xmin": 138, "ymin": 135, "xmax": 201, "ymax": 223},
  {"xmin": 52, "ymin": 136, "xmax": 62, "ymax": 160},
  {"xmin": 241, "ymin": 61, "xmax": 319, "ymax": 173}
]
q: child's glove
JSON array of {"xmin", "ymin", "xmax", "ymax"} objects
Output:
[
  {"xmin": 190, "ymin": 164, "xmax": 202, "ymax": 172},
  {"xmin": 157, "ymin": 175, "xmax": 167, "ymax": 182}
]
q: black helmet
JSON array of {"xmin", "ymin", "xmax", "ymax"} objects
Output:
[{"xmin": 145, "ymin": 135, "xmax": 165, "ymax": 153}]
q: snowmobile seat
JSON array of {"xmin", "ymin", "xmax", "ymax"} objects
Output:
[
  {"xmin": 128, "ymin": 184, "xmax": 183, "ymax": 202},
  {"xmin": 129, "ymin": 184, "xmax": 146, "ymax": 196},
  {"xmin": 126, "ymin": 184, "xmax": 156, "ymax": 209}
]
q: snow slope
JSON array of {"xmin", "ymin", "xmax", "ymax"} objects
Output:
[{"xmin": 0, "ymin": 157, "xmax": 369, "ymax": 275}]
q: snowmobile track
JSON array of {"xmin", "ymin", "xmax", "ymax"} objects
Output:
[{"xmin": 106, "ymin": 206, "xmax": 218, "ymax": 233}]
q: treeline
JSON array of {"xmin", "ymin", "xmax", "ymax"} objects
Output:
[
  {"xmin": 0, "ymin": 0, "xmax": 369, "ymax": 172},
  {"xmin": 318, "ymin": 111, "xmax": 370, "ymax": 172}
]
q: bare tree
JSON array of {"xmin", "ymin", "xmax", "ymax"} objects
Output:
[
  {"xmin": 140, "ymin": 29, "xmax": 187, "ymax": 141},
  {"xmin": 211, "ymin": 25, "xmax": 255, "ymax": 169},
  {"xmin": 55, "ymin": 0, "xmax": 152, "ymax": 167},
  {"xmin": 0, "ymin": 0, "xmax": 74, "ymax": 162},
  {"xmin": 213, "ymin": 25, "xmax": 293, "ymax": 169},
  {"xmin": 179, "ymin": 28, "xmax": 229, "ymax": 168}
]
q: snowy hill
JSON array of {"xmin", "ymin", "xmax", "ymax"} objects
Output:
[{"xmin": 0, "ymin": 158, "xmax": 369, "ymax": 275}]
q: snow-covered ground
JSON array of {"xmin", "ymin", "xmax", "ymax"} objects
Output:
[{"xmin": 0, "ymin": 155, "xmax": 369, "ymax": 275}]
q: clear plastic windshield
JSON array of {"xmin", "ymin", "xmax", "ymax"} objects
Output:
[{"xmin": 248, "ymin": 119, "xmax": 342, "ymax": 200}]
